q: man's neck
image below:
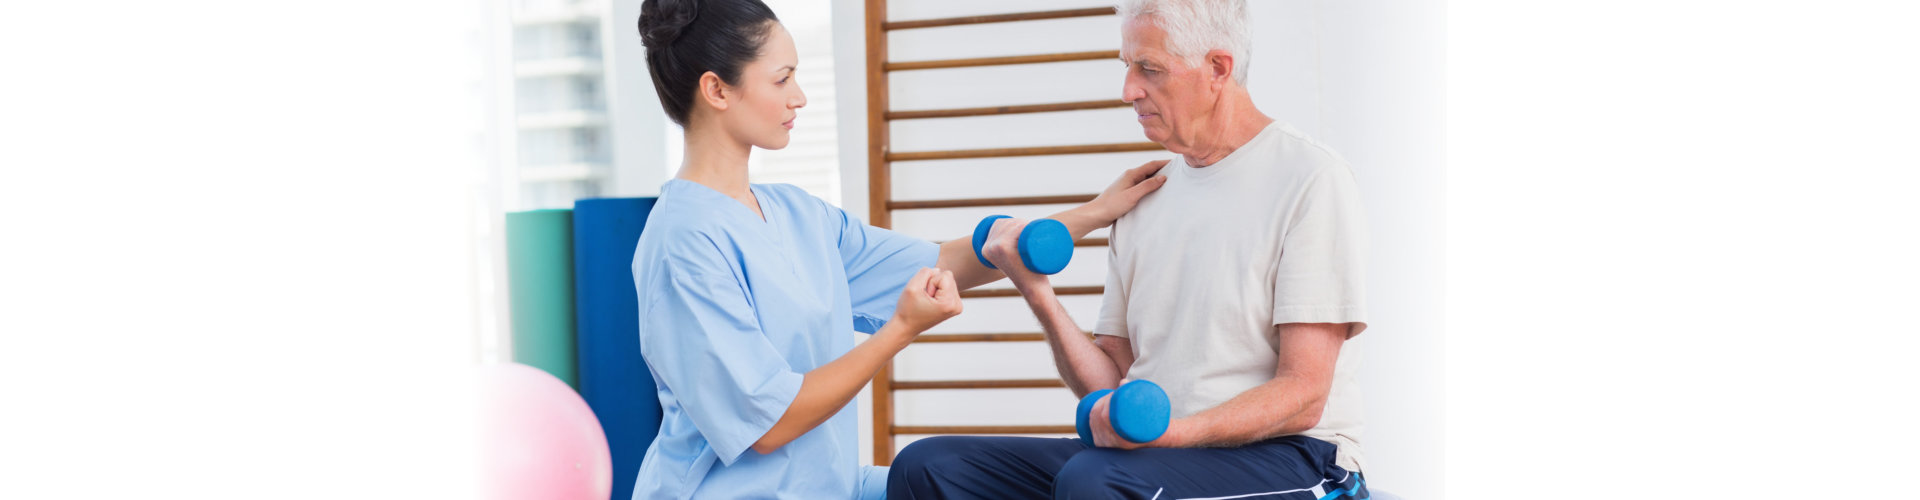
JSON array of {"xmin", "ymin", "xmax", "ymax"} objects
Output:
[{"xmin": 1177, "ymin": 92, "xmax": 1273, "ymax": 167}]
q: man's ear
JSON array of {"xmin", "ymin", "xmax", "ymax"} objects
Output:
[
  {"xmin": 1205, "ymin": 49, "xmax": 1235, "ymax": 90},
  {"xmin": 697, "ymin": 71, "xmax": 731, "ymax": 112}
]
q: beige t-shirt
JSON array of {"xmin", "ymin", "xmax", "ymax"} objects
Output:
[{"xmin": 1095, "ymin": 122, "xmax": 1370, "ymax": 472}]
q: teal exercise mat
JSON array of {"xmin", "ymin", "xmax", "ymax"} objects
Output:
[{"xmin": 505, "ymin": 209, "xmax": 577, "ymax": 387}]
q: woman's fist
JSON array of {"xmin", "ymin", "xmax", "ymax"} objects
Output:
[{"xmin": 891, "ymin": 267, "xmax": 962, "ymax": 334}]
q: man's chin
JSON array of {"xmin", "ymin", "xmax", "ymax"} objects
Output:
[{"xmin": 1139, "ymin": 129, "xmax": 1169, "ymax": 147}]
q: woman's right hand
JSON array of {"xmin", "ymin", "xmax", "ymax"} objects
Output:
[{"xmin": 890, "ymin": 267, "xmax": 962, "ymax": 335}]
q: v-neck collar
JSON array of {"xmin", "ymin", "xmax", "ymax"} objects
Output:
[{"xmin": 667, "ymin": 178, "xmax": 773, "ymax": 225}]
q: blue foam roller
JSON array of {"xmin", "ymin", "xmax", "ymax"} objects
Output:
[
  {"xmin": 1016, "ymin": 219, "xmax": 1074, "ymax": 275},
  {"xmin": 972, "ymin": 215, "xmax": 1011, "ymax": 269},
  {"xmin": 1110, "ymin": 380, "xmax": 1172, "ymax": 444},
  {"xmin": 573, "ymin": 197, "xmax": 662, "ymax": 500},
  {"xmin": 1075, "ymin": 388, "xmax": 1114, "ymax": 446}
]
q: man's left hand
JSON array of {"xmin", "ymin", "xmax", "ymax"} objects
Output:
[{"xmin": 1087, "ymin": 391, "xmax": 1185, "ymax": 449}]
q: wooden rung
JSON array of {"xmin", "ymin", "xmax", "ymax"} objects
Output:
[
  {"xmin": 912, "ymin": 333, "xmax": 1048, "ymax": 343},
  {"xmin": 890, "ymin": 194, "xmax": 1096, "ymax": 210},
  {"xmin": 892, "ymin": 425, "xmax": 1077, "ymax": 435},
  {"xmin": 961, "ymin": 285, "xmax": 1102, "ymax": 299},
  {"xmin": 892, "ymin": 379, "xmax": 1065, "ymax": 390},
  {"xmin": 886, "ymin": 50, "xmax": 1119, "ymax": 72},
  {"xmin": 887, "ymin": 99, "xmax": 1130, "ymax": 121},
  {"xmin": 888, "ymin": 142, "xmax": 1164, "ymax": 162},
  {"xmin": 883, "ymin": 7, "xmax": 1116, "ymax": 31}
]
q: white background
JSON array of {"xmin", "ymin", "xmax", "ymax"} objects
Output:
[{"xmin": 2, "ymin": 1, "xmax": 1917, "ymax": 499}]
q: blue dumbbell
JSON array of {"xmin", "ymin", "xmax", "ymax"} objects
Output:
[
  {"xmin": 1074, "ymin": 380, "xmax": 1171, "ymax": 446},
  {"xmin": 971, "ymin": 215, "xmax": 1074, "ymax": 275}
]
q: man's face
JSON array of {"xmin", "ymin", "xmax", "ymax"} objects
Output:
[{"xmin": 1120, "ymin": 16, "xmax": 1212, "ymax": 149}]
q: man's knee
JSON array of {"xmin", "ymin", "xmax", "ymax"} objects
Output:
[
  {"xmin": 1052, "ymin": 449, "xmax": 1142, "ymax": 499},
  {"xmin": 889, "ymin": 436, "xmax": 984, "ymax": 494},
  {"xmin": 893, "ymin": 436, "xmax": 978, "ymax": 474}
]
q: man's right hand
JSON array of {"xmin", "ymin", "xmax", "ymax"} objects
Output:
[
  {"xmin": 890, "ymin": 267, "xmax": 962, "ymax": 335},
  {"xmin": 978, "ymin": 217, "xmax": 1053, "ymax": 292}
]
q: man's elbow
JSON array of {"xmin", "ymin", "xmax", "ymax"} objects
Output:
[{"xmin": 1283, "ymin": 400, "xmax": 1327, "ymax": 435}]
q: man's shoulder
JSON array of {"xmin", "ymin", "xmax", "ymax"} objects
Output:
[{"xmin": 1259, "ymin": 122, "xmax": 1353, "ymax": 175}]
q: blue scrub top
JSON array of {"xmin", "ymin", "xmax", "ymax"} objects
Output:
[{"xmin": 630, "ymin": 180, "xmax": 937, "ymax": 499}]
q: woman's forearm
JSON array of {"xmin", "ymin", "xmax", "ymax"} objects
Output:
[
  {"xmin": 937, "ymin": 202, "xmax": 1116, "ymax": 291},
  {"xmin": 1047, "ymin": 203, "xmax": 1112, "ymax": 242},
  {"xmin": 936, "ymin": 238, "xmax": 1004, "ymax": 290},
  {"xmin": 751, "ymin": 324, "xmax": 914, "ymax": 454}
]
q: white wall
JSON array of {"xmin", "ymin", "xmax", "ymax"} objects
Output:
[
  {"xmin": 834, "ymin": 1, "xmax": 1445, "ymax": 497},
  {"xmin": 607, "ymin": 0, "xmax": 674, "ymax": 197}
]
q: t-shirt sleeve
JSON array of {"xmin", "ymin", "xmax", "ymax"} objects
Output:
[
  {"xmin": 638, "ymin": 250, "xmax": 805, "ymax": 465},
  {"xmin": 1272, "ymin": 166, "xmax": 1369, "ymax": 337},
  {"xmin": 829, "ymin": 201, "xmax": 939, "ymax": 334},
  {"xmin": 1094, "ymin": 220, "xmax": 1130, "ymax": 338}
]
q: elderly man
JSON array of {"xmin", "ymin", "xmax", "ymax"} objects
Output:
[{"xmin": 886, "ymin": 0, "xmax": 1371, "ymax": 498}]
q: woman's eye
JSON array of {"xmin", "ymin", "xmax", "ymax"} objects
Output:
[{"xmin": 778, "ymin": 76, "xmax": 790, "ymax": 84}]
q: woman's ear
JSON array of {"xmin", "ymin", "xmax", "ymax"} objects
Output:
[{"xmin": 698, "ymin": 71, "xmax": 731, "ymax": 112}]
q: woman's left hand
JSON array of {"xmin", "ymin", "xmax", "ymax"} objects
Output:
[{"xmin": 1085, "ymin": 159, "xmax": 1171, "ymax": 225}]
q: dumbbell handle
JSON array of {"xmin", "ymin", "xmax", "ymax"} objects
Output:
[
  {"xmin": 971, "ymin": 215, "xmax": 1074, "ymax": 275},
  {"xmin": 1075, "ymin": 380, "xmax": 1171, "ymax": 446}
]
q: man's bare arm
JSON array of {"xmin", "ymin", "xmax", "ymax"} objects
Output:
[
  {"xmin": 1086, "ymin": 322, "xmax": 1349, "ymax": 449},
  {"xmin": 1007, "ymin": 280, "xmax": 1134, "ymax": 396},
  {"xmin": 1165, "ymin": 322, "xmax": 1348, "ymax": 447}
]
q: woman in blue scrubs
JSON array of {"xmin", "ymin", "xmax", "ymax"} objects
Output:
[{"xmin": 629, "ymin": 1, "xmax": 1169, "ymax": 498}]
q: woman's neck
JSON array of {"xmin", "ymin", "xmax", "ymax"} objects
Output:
[
  {"xmin": 674, "ymin": 122, "xmax": 761, "ymax": 217},
  {"xmin": 676, "ymin": 125, "xmax": 750, "ymax": 193}
]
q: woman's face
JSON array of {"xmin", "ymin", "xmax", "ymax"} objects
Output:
[{"xmin": 718, "ymin": 22, "xmax": 806, "ymax": 150}]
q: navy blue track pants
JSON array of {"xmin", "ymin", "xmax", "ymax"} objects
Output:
[{"xmin": 887, "ymin": 435, "xmax": 1367, "ymax": 500}]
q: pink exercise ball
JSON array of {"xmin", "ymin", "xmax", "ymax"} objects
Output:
[{"xmin": 477, "ymin": 363, "xmax": 612, "ymax": 500}]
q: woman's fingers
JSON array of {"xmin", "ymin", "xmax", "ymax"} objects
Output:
[
  {"xmin": 937, "ymin": 270, "xmax": 961, "ymax": 316},
  {"xmin": 937, "ymin": 270, "xmax": 958, "ymax": 300},
  {"xmin": 1126, "ymin": 173, "xmax": 1169, "ymax": 198},
  {"xmin": 907, "ymin": 267, "xmax": 933, "ymax": 298},
  {"xmin": 925, "ymin": 267, "xmax": 944, "ymax": 298},
  {"xmin": 1131, "ymin": 159, "xmax": 1170, "ymax": 182}
]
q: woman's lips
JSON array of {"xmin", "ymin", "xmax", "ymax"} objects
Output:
[{"xmin": 782, "ymin": 119, "xmax": 794, "ymax": 129}]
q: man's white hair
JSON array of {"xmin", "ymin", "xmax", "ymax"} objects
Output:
[{"xmin": 1116, "ymin": 0, "xmax": 1252, "ymax": 85}]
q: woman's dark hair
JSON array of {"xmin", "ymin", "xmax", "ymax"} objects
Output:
[{"xmin": 638, "ymin": 0, "xmax": 780, "ymax": 126}]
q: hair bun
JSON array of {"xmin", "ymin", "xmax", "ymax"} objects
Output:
[{"xmin": 638, "ymin": 0, "xmax": 699, "ymax": 48}]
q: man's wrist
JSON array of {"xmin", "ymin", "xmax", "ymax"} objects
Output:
[
  {"xmin": 1011, "ymin": 274, "xmax": 1055, "ymax": 302},
  {"xmin": 1160, "ymin": 417, "xmax": 1200, "ymax": 448}
]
